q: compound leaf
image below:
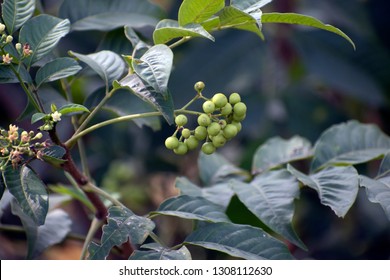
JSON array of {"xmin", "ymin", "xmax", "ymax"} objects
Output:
[
  {"xmin": 311, "ymin": 121, "xmax": 390, "ymax": 172},
  {"xmin": 288, "ymin": 164, "xmax": 359, "ymax": 217},
  {"xmin": 151, "ymin": 195, "xmax": 230, "ymax": 223},
  {"xmin": 232, "ymin": 170, "xmax": 306, "ymax": 249},
  {"xmin": 184, "ymin": 222, "xmax": 294, "ymax": 260},
  {"xmin": 130, "ymin": 244, "xmax": 191, "ymax": 260},
  {"xmin": 252, "ymin": 135, "xmax": 313, "ymax": 174}
]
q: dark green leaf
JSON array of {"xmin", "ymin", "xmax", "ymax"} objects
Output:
[
  {"xmin": 115, "ymin": 74, "xmax": 174, "ymax": 125},
  {"xmin": 262, "ymin": 12, "xmax": 355, "ymax": 49},
  {"xmin": 35, "ymin": 58, "xmax": 82, "ymax": 88},
  {"xmin": 130, "ymin": 244, "xmax": 191, "ymax": 260},
  {"xmin": 11, "ymin": 201, "xmax": 71, "ymax": 259},
  {"xmin": 153, "ymin": 19, "xmax": 214, "ymax": 45},
  {"xmin": 2, "ymin": 165, "xmax": 48, "ymax": 225},
  {"xmin": 0, "ymin": 65, "xmax": 32, "ymax": 83},
  {"xmin": 198, "ymin": 152, "xmax": 247, "ymax": 185},
  {"xmin": 175, "ymin": 177, "xmax": 234, "ymax": 209},
  {"xmin": 360, "ymin": 176, "xmax": 390, "ymax": 221},
  {"xmin": 41, "ymin": 146, "xmax": 66, "ymax": 167},
  {"xmin": 252, "ymin": 136, "xmax": 313, "ymax": 174},
  {"xmin": 288, "ymin": 164, "xmax": 359, "ymax": 217},
  {"xmin": 311, "ymin": 121, "xmax": 390, "ymax": 172},
  {"xmin": 184, "ymin": 222, "xmax": 294, "ymax": 260},
  {"xmin": 59, "ymin": 0, "xmax": 163, "ymax": 31},
  {"xmin": 85, "ymin": 88, "xmax": 161, "ymax": 131},
  {"xmin": 69, "ymin": 50, "xmax": 125, "ymax": 90},
  {"xmin": 19, "ymin": 15, "xmax": 70, "ymax": 66},
  {"xmin": 1, "ymin": 0, "xmax": 35, "ymax": 34},
  {"xmin": 232, "ymin": 170, "xmax": 306, "ymax": 249},
  {"xmin": 58, "ymin": 103, "xmax": 90, "ymax": 116},
  {"xmin": 31, "ymin": 113, "xmax": 47, "ymax": 124},
  {"xmin": 151, "ymin": 195, "xmax": 230, "ymax": 223},
  {"xmin": 132, "ymin": 44, "xmax": 173, "ymax": 98},
  {"xmin": 219, "ymin": 6, "xmax": 264, "ymax": 38},
  {"xmin": 178, "ymin": 0, "xmax": 225, "ymax": 26},
  {"xmin": 378, "ymin": 152, "xmax": 390, "ymax": 178},
  {"xmin": 88, "ymin": 206, "xmax": 155, "ymax": 260}
]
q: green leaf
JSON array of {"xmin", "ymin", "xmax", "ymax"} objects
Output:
[
  {"xmin": 219, "ymin": 6, "xmax": 264, "ymax": 38},
  {"xmin": 124, "ymin": 26, "xmax": 143, "ymax": 49},
  {"xmin": 151, "ymin": 195, "xmax": 230, "ymax": 223},
  {"xmin": 132, "ymin": 44, "xmax": 173, "ymax": 98},
  {"xmin": 262, "ymin": 12, "xmax": 356, "ymax": 49},
  {"xmin": 88, "ymin": 206, "xmax": 155, "ymax": 260},
  {"xmin": 130, "ymin": 244, "xmax": 192, "ymax": 260},
  {"xmin": 178, "ymin": 0, "xmax": 225, "ymax": 26},
  {"xmin": 184, "ymin": 223, "xmax": 294, "ymax": 260},
  {"xmin": 11, "ymin": 201, "xmax": 71, "ymax": 259},
  {"xmin": 360, "ymin": 176, "xmax": 390, "ymax": 221},
  {"xmin": 198, "ymin": 152, "xmax": 248, "ymax": 185},
  {"xmin": 41, "ymin": 146, "xmax": 66, "ymax": 167},
  {"xmin": 19, "ymin": 15, "xmax": 70, "ymax": 66},
  {"xmin": 153, "ymin": 19, "xmax": 214, "ymax": 45},
  {"xmin": 115, "ymin": 74, "xmax": 174, "ymax": 125},
  {"xmin": 2, "ymin": 165, "xmax": 48, "ymax": 225},
  {"xmin": 59, "ymin": 0, "xmax": 163, "ymax": 31},
  {"xmin": 288, "ymin": 165, "xmax": 359, "ymax": 217},
  {"xmin": 231, "ymin": 0, "xmax": 272, "ymax": 11},
  {"xmin": 0, "ymin": 65, "xmax": 32, "ymax": 84},
  {"xmin": 252, "ymin": 136, "xmax": 313, "ymax": 174},
  {"xmin": 49, "ymin": 184, "xmax": 95, "ymax": 212},
  {"xmin": 31, "ymin": 112, "xmax": 47, "ymax": 124},
  {"xmin": 69, "ymin": 50, "xmax": 125, "ymax": 90},
  {"xmin": 378, "ymin": 152, "xmax": 390, "ymax": 178},
  {"xmin": 232, "ymin": 170, "xmax": 306, "ymax": 249},
  {"xmin": 175, "ymin": 177, "xmax": 234, "ymax": 209},
  {"xmin": 311, "ymin": 121, "xmax": 390, "ymax": 172},
  {"xmin": 35, "ymin": 58, "xmax": 82, "ymax": 88},
  {"xmin": 1, "ymin": 0, "xmax": 36, "ymax": 34},
  {"xmin": 58, "ymin": 103, "xmax": 90, "ymax": 116}
]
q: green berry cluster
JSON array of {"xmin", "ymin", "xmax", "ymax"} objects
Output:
[{"xmin": 165, "ymin": 82, "xmax": 246, "ymax": 155}]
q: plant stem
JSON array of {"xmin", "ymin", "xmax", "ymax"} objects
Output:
[
  {"xmin": 74, "ymin": 89, "xmax": 114, "ymax": 136},
  {"xmin": 168, "ymin": 36, "xmax": 192, "ymax": 49},
  {"xmin": 84, "ymin": 182, "xmax": 126, "ymax": 208},
  {"xmin": 80, "ymin": 217, "xmax": 104, "ymax": 260}
]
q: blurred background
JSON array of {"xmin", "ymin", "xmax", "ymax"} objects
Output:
[{"xmin": 1, "ymin": 0, "xmax": 389, "ymax": 259}]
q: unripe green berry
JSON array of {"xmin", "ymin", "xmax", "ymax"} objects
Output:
[
  {"xmin": 220, "ymin": 103, "xmax": 232, "ymax": 116},
  {"xmin": 201, "ymin": 142, "xmax": 216, "ymax": 155},
  {"xmin": 165, "ymin": 136, "xmax": 179, "ymax": 150},
  {"xmin": 207, "ymin": 122, "xmax": 221, "ymax": 136},
  {"xmin": 233, "ymin": 113, "xmax": 246, "ymax": 122},
  {"xmin": 185, "ymin": 136, "xmax": 199, "ymax": 150},
  {"xmin": 194, "ymin": 126, "xmax": 207, "ymax": 140},
  {"xmin": 194, "ymin": 81, "xmax": 205, "ymax": 92},
  {"xmin": 219, "ymin": 119, "xmax": 227, "ymax": 129},
  {"xmin": 231, "ymin": 121, "xmax": 242, "ymax": 132},
  {"xmin": 233, "ymin": 102, "xmax": 247, "ymax": 117},
  {"xmin": 202, "ymin": 100, "xmax": 215, "ymax": 114},
  {"xmin": 212, "ymin": 133, "xmax": 227, "ymax": 148},
  {"xmin": 229, "ymin": 93, "xmax": 241, "ymax": 105},
  {"xmin": 197, "ymin": 113, "xmax": 211, "ymax": 127},
  {"xmin": 212, "ymin": 93, "xmax": 228, "ymax": 108},
  {"xmin": 223, "ymin": 124, "xmax": 238, "ymax": 139},
  {"xmin": 174, "ymin": 142, "xmax": 188, "ymax": 155},
  {"xmin": 181, "ymin": 128, "xmax": 191, "ymax": 139},
  {"xmin": 175, "ymin": 114, "xmax": 188, "ymax": 126}
]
